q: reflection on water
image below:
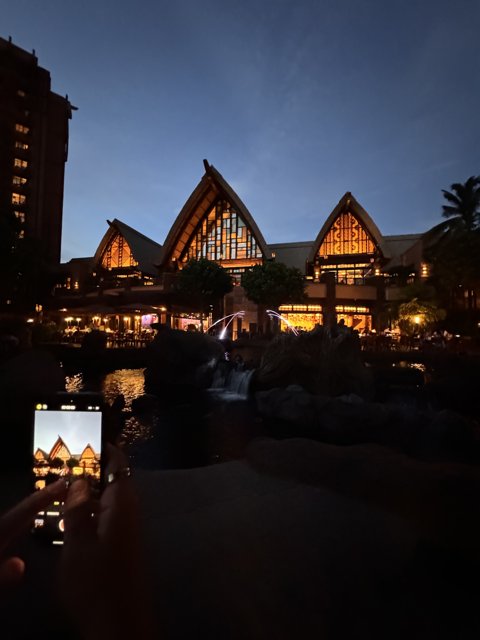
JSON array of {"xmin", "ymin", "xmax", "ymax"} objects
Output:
[
  {"xmin": 392, "ymin": 361, "xmax": 426, "ymax": 373},
  {"xmin": 65, "ymin": 369, "xmax": 151, "ymax": 443},
  {"xmin": 65, "ymin": 372, "xmax": 83, "ymax": 393}
]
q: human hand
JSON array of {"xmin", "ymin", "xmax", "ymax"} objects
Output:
[
  {"xmin": 0, "ymin": 479, "xmax": 67, "ymax": 588},
  {"xmin": 60, "ymin": 445, "xmax": 152, "ymax": 640}
]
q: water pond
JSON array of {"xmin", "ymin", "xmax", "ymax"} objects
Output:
[{"xmin": 65, "ymin": 368, "xmax": 151, "ymax": 443}]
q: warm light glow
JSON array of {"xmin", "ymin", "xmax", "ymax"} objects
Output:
[
  {"xmin": 101, "ymin": 233, "xmax": 138, "ymax": 269},
  {"xmin": 15, "ymin": 123, "xmax": 29, "ymax": 134},
  {"xmin": 12, "ymin": 192, "xmax": 26, "ymax": 205},
  {"xmin": 266, "ymin": 310, "xmax": 299, "ymax": 335},
  {"xmin": 181, "ymin": 200, "xmax": 263, "ymax": 264},
  {"xmin": 335, "ymin": 305, "xmax": 369, "ymax": 313},
  {"xmin": 318, "ymin": 211, "xmax": 375, "ymax": 257},
  {"xmin": 414, "ymin": 316, "xmax": 421, "ymax": 324}
]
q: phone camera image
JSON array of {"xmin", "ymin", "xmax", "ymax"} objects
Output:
[{"xmin": 32, "ymin": 395, "xmax": 103, "ymax": 544}]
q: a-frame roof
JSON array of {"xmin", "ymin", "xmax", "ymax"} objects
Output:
[
  {"xmin": 94, "ymin": 219, "xmax": 162, "ymax": 276},
  {"xmin": 80, "ymin": 443, "xmax": 97, "ymax": 459},
  {"xmin": 49, "ymin": 435, "xmax": 71, "ymax": 460},
  {"xmin": 158, "ymin": 160, "xmax": 271, "ymax": 267},
  {"xmin": 307, "ymin": 192, "xmax": 384, "ymax": 263}
]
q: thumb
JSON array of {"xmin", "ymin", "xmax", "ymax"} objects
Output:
[{"xmin": 63, "ymin": 480, "xmax": 97, "ymax": 542}]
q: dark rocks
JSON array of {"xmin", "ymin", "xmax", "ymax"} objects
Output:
[
  {"xmin": 254, "ymin": 325, "xmax": 374, "ymax": 400},
  {"xmin": 255, "ymin": 385, "xmax": 480, "ymax": 463}
]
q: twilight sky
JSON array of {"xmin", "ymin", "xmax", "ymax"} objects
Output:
[
  {"xmin": 34, "ymin": 410, "xmax": 102, "ymax": 455},
  {"xmin": 3, "ymin": 0, "xmax": 480, "ymax": 261}
]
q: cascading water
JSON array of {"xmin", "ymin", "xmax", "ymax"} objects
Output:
[{"xmin": 209, "ymin": 365, "xmax": 254, "ymax": 400}]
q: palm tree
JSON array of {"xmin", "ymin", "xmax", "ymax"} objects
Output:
[
  {"xmin": 441, "ymin": 175, "xmax": 480, "ymax": 232},
  {"xmin": 425, "ymin": 176, "xmax": 480, "ymax": 325}
]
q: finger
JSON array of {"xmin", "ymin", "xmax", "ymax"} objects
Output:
[
  {"xmin": 104, "ymin": 443, "xmax": 129, "ymax": 477},
  {"xmin": 97, "ymin": 445, "xmax": 136, "ymax": 540},
  {"xmin": 0, "ymin": 557, "xmax": 25, "ymax": 587},
  {"xmin": 0, "ymin": 479, "xmax": 67, "ymax": 550},
  {"xmin": 63, "ymin": 480, "xmax": 97, "ymax": 542}
]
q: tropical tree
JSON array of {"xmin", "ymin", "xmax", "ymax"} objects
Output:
[
  {"xmin": 241, "ymin": 261, "xmax": 306, "ymax": 333},
  {"xmin": 397, "ymin": 298, "xmax": 446, "ymax": 336},
  {"xmin": 175, "ymin": 258, "xmax": 233, "ymax": 330},
  {"xmin": 425, "ymin": 176, "xmax": 480, "ymax": 325},
  {"xmin": 441, "ymin": 176, "xmax": 480, "ymax": 232}
]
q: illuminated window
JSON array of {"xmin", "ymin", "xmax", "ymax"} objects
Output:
[
  {"xmin": 14, "ymin": 211, "xmax": 25, "ymax": 223},
  {"xmin": 320, "ymin": 263, "xmax": 373, "ymax": 285},
  {"xmin": 101, "ymin": 233, "xmax": 138, "ymax": 269},
  {"xmin": 17, "ymin": 89, "xmax": 26, "ymax": 97},
  {"xmin": 12, "ymin": 175, "xmax": 27, "ymax": 186},
  {"xmin": 15, "ymin": 124, "xmax": 29, "ymax": 134},
  {"xmin": 318, "ymin": 211, "xmax": 376, "ymax": 257},
  {"xmin": 12, "ymin": 193, "xmax": 26, "ymax": 205},
  {"xmin": 421, "ymin": 263, "xmax": 430, "ymax": 278},
  {"xmin": 14, "ymin": 158, "xmax": 28, "ymax": 168},
  {"xmin": 15, "ymin": 141, "xmax": 29, "ymax": 150},
  {"xmin": 18, "ymin": 229, "xmax": 25, "ymax": 239},
  {"xmin": 181, "ymin": 200, "xmax": 263, "ymax": 264}
]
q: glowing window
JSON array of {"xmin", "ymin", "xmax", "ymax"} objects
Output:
[
  {"xmin": 15, "ymin": 141, "xmax": 29, "ymax": 150},
  {"xmin": 12, "ymin": 193, "xmax": 26, "ymax": 205},
  {"xmin": 12, "ymin": 175, "xmax": 27, "ymax": 185},
  {"xmin": 101, "ymin": 233, "xmax": 138, "ymax": 269},
  {"xmin": 15, "ymin": 124, "xmax": 29, "ymax": 134},
  {"xmin": 14, "ymin": 158, "xmax": 28, "ymax": 168},
  {"xmin": 320, "ymin": 263, "xmax": 374, "ymax": 285},
  {"xmin": 318, "ymin": 211, "xmax": 376, "ymax": 257},
  {"xmin": 181, "ymin": 200, "xmax": 263, "ymax": 263},
  {"xmin": 14, "ymin": 211, "xmax": 25, "ymax": 223}
]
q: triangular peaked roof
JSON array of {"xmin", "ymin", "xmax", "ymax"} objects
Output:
[
  {"xmin": 158, "ymin": 160, "xmax": 271, "ymax": 266},
  {"xmin": 94, "ymin": 219, "xmax": 162, "ymax": 276},
  {"xmin": 80, "ymin": 443, "xmax": 97, "ymax": 459},
  {"xmin": 49, "ymin": 435, "xmax": 71, "ymax": 460},
  {"xmin": 34, "ymin": 448, "xmax": 48, "ymax": 461},
  {"xmin": 307, "ymin": 192, "xmax": 384, "ymax": 263}
]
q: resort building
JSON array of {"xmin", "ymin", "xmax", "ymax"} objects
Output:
[
  {"xmin": 33, "ymin": 435, "xmax": 100, "ymax": 490},
  {"xmin": 55, "ymin": 160, "xmax": 427, "ymax": 336},
  {"xmin": 0, "ymin": 36, "xmax": 74, "ymax": 265}
]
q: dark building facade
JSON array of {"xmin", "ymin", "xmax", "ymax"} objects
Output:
[{"xmin": 0, "ymin": 36, "xmax": 73, "ymax": 265}]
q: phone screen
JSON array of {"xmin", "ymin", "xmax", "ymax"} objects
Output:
[{"xmin": 32, "ymin": 397, "xmax": 103, "ymax": 544}]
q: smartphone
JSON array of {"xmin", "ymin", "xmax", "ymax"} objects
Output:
[{"xmin": 31, "ymin": 392, "xmax": 104, "ymax": 545}]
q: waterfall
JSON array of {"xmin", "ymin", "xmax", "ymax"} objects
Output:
[{"xmin": 209, "ymin": 367, "xmax": 254, "ymax": 400}]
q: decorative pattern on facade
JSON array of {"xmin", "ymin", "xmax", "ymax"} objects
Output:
[
  {"xmin": 318, "ymin": 211, "xmax": 376, "ymax": 257},
  {"xmin": 180, "ymin": 200, "xmax": 263, "ymax": 264},
  {"xmin": 101, "ymin": 233, "xmax": 138, "ymax": 269}
]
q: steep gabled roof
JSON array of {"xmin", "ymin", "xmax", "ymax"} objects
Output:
[
  {"xmin": 80, "ymin": 443, "xmax": 97, "ymax": 459},
  {"xmin": 49, "ymin": 436, "xmax": 71, "ymax": 461},
  {"xmin": 34, "ymin": 448, "xmax": 48, "ymax": 461},
  {"xmin": 94, "ymin": 219, "xmax": 162, "ymax": 276},
  {"xmin": 158, "ymin": 160, "xmax": 271, "ymax": 266},
  {"xmin": 307, "ymin": 192, "xmax": 384, "ymax": 263}
]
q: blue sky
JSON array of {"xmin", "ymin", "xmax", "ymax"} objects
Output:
[
  {"xmin": 3, "ymin": 0, "xmax": 480, "ymax": 261},
  {"xmin": 34, "ymin": 410, "xmax": 102, "ymax": 455}
]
